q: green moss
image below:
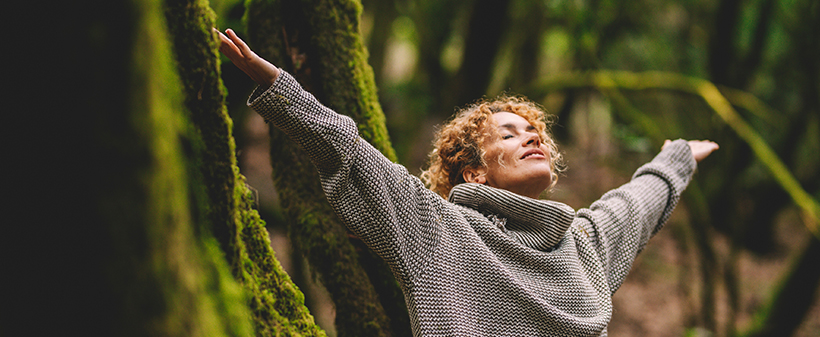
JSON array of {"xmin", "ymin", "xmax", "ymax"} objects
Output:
[
  {"xmin": 245, "ymin": 0, "xmax": 411, "ymax": 336},
  {"xmin": 301, "ymin": 0, "xmax": 397, "ymax": 162},
  {"xmin": 99, "ymin": 0, "xmax": 259, "ymax": 335},
  {"xmin": 165, "ymin": 0, "xmax": 326, "ymax": 335},
  {"xmin": 234, "ymin": 176, "xmax": 323, "ymax": 335}
]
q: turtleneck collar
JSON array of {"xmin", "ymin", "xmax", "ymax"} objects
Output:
[{"xmin": 448, "ymin": 183, "xmax": 576, "ymax": 251}]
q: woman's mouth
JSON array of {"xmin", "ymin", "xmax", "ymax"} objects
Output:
[{"xmin": 521, "ymin": 149, "xmax": 546, "ymax": 160}]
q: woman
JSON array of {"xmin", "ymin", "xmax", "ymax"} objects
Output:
[{"xmin": 216, "ymin": 28, "xmax": 718, "ymax": 336}]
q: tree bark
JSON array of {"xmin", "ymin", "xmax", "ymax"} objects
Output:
[
  {"xmin": 245, "ymin": 0, "xmax": 411, "ymax": 336},
  {"xmin": 164, "ymin": 0, "xmax": 326, "ymax": 335},
  {"xmin": 451, "ymin": 0, "xmax": 511, "ymax": 108},
  {"xmin": 8, "ymin": 0, "xmax": 253, "ymax": 335}
]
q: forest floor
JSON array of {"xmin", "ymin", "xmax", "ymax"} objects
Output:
[{"xmin": 238, "ymin": 109, "xmax": 820, "ymax": 337}]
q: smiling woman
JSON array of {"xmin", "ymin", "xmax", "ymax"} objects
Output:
[
  {"xmin": 215, "ymin": 27, "xmax": 719, "ymax": 337},
  {"xmin": 421, "ymin": 96, "xmax": 564, "ymax": 199},
  {"xmin": 463, "ymin": 112, "xmax": 554, "ymax": 198}
]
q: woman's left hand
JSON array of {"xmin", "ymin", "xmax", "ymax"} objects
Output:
[{"xmin": 664, "ymin": 139, "xmax": 719, "ymax": 163}]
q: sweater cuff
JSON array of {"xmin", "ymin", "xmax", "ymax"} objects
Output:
[
  {"xmin": 247, "ymin": 68, "xmax": 291, "ymax": 123},
  {"xmin": 632, "ymin": 139, "xmax": 696, "ymax": 230},
  {"xmin": 633, "ymin": 139, "xmax": 696, "ymax": 190}
]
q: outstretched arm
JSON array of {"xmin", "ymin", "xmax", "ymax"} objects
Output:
[
  {"xmin": 215, "ymin": 28, "xmax": 448, "ymax": 286},
  {"xmin": 576, "ymin": 139, "xmax": 716, "ymax": 293},
  {"xmin": 214, "ymin": 28, "xmax": 280, "ymax": 87}
]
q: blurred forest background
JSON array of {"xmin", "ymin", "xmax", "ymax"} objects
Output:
[
  {"xmin": 216, "ymin": 0, "xmax": 820, "ymax": 336},
  {"xmin": 8, "ymin": 0, "xmax": 817, "ymax": 336}
]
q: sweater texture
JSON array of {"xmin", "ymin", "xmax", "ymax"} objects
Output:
[{"xmin": 248, "ymin": 71, "xmax": 697, "ymax": 337}]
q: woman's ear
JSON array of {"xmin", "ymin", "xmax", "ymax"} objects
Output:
[{"xmin": 462, "ymin": 167, "xmax": 487, "ymax": 185}]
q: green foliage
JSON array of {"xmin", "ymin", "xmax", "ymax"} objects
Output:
[
  {"xmin": 221, "ymin": 0, "xmax": 819, "ymax": 335},
  {"xmin": 529, "ymin": 70, "xmax": 820, "ymax": 237},
  {"xmin": 357, "ymin": 0, "xmax": 819, "ymax": 335}
]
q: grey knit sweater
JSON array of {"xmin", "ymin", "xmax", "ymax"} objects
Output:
[{"xmin": 249, "ymin": 71, "xmax": 696, "ymax": 337}]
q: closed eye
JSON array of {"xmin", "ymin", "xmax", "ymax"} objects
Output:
[{"xmin": 501, "ymin": 134, "xmax": 514, "ymax": 140}]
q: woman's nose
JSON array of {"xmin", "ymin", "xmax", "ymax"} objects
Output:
[{"xmin": 524, "ymin": 133, "xmax": 540, "ymax": 147}]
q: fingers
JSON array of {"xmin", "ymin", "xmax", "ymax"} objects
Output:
[
  {"xmin": 213, "ymin": 27, "xmax": 281, "ymax": 87},
  {"xmin": 691, "ymin": 140, "xmax": 719, "ymax": 151},
  {"xmin": 214, "ymin": 28, "xmax": 255, "ymax": 64},
  {"xmin": 216, "ymin": 30, "xmax": 231, "ymax": 50},
  {"xmin": 214, "ymin": 28, "xmax": 243, "ymax": 60},
  {"xmin": 226, "ymin": 29, "xmax": 254, "ymax": 59},
  {"xmin": 660, "ymin": 139, "xmax": 719, "ymax": 163},
  {"xmin": 688, "ymin": 140, "xmax": 719, "ymax": 163}
]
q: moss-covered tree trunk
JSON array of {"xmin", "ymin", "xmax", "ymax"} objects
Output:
[
  {"xmin": 244, "ymin": 0, "xmax": 411, "ymax": 336},
  {"xmin": 9, "ymin": 0, "xmax": 252, "ymax": 335},
  {"xmin": 163, "ymin": 0, "xmax": 325, "ymax": 335}
]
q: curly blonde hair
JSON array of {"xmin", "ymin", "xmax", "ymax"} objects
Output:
[{"xmin": 420, "ymin": 95, "xmax": 563, "ymax": 199}]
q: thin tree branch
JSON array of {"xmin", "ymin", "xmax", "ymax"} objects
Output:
[{"xmin": 529, "ymin": 70, "xmax": 820, "ymax": 239}]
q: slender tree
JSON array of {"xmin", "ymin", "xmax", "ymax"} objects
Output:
[
  {"xmin": 244, "ymin": 0, "xmax": 411, "ymax": 336},
  {"xmin": 450, "ymin": 0, "xmax": 511, "ymax": 108},
  {"xmin": 743, "ymin": 236, "xmax": 820, "ymax": 337},
  {"xmin": 164, "ymin": 0, "xmax": 326, "ymax": 335}
]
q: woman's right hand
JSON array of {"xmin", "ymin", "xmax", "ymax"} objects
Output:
[{"xmin": 214, "ymin": 28, "xmax": 281, "ymax": 87}]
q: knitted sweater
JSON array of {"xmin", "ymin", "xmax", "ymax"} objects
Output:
[{"xmin": 248, "ymin": 71, "xmax": 696, "ymax": 337}]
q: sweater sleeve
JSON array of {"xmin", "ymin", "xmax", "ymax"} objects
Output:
[
  {"xmin": 575, "ymin": 139, "xmax": 696, "ymax": 293},
  {"xmin": 247, "ymin": 71, "xmax": 445, "ymax": 287}
]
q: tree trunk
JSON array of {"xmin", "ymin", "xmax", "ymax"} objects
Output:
[
  {"xmin": 450, "ymin": 0, "xmax": 511, "ymax": 108},
  {"xmin": 245, "ymin": 0, "xmax": 411, "ymax": 336},
  {"xmin": 742, "ymin": 235, "xmax": 820, "ymax": 337},
  {"xmin": 9, "ymin": 0, "xmax": 252, "ymax": 335},
  {"xmin": 164, "ymin": 0, "xmax": 326, "ymax": 335}
]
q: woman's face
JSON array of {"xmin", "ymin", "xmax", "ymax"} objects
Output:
[{"xmin": 471, "ymin": 112, "xmax": 553, "ymax": 198}]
